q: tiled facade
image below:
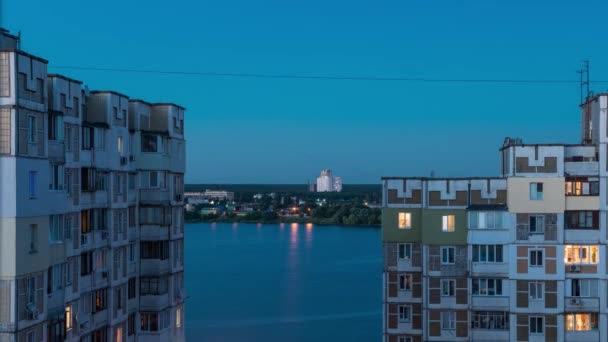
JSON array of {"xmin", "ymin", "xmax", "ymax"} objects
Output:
[
  {"xmin": 0, "ymin": 29, "xmax": 186, "ymax": 342},
  {"xmin": 382, "ymin": 96, "xmax": 608, "ymax": 341}
]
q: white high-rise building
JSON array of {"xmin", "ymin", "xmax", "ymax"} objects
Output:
[
  {"xmin": 0, "ymin": 28, "xmax": 186, "ymax": 342},
  {"xmin": 316, "ymin": 169, "xmax": 342, "ymax": 192}
]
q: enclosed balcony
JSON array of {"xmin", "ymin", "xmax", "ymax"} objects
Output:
[
  {"xmin": 48, "ymin": 140, "xmax": 65, "ymax": 164},
  {"xmin": 140, "ymin": 188, "xmax": 170, "ymax": 205}
]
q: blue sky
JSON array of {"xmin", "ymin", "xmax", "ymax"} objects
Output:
[{"xmin": 3, "ymin": 0, "xmax": 608, "ymax": 183}]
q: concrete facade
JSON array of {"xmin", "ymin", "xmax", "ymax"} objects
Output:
[
  {"xmin": 382, "ymin": 94, "xmax": 608, "ymax": 341},
  {"xmin": 0, "ymin": 29, "xmax": 186, "ymax": 342}
]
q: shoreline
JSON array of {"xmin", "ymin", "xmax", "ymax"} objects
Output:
[{"xmin": 185, "ymin": 218, "xmax": 380, "ymax": 228}]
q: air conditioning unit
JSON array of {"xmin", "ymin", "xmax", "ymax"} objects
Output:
[
  {"xmin": 26, "ymin": 303, "xmax": 38, "ymax": 320},
  {"xmin": 120, "ymin": 156, "xmax": 128, "ymax": 165},
  {"xmin": 569, "ymin": 298, "xmax": 582, "ymax": 306},
  {"xmin": 569, "ymin": 265, "xmax": 581, "ymax": 272}
]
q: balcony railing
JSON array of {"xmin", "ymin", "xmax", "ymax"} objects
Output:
[
  {"xmin": 48, "ymin": 140, "xmax": 65, "ymax": 163},
  {"xmin": 139, "ymin": 188, "xmax": 170, "ymax": 205}
]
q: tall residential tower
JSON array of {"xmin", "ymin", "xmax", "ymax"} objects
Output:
[
  {"xmin": 382, "ymin": 96, "xmax": 608, "ymax": 341},
  {"xmin": 0, "ymin": 28, "xmax": 186, "ymax": 342}
]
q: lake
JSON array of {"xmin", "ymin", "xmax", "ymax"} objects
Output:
[{"xmin": 184, "ymin": 222, "xmax": 382, "ymax": 342}]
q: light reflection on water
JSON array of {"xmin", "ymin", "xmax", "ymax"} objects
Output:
[{"xmin": 185, "ymin": 222, "xmax": 382, "ymax": 342}]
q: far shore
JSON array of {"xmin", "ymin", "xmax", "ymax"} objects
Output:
[{"xmin": 185, "ymin": 218, "xmax": 380, "ymax": 227}]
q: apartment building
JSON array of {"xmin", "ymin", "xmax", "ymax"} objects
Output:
[
  {"xmin": 0, "ymin": 28, "xmax": 186, "ymax": 342},
  {"xmin": 382, "ymin": 97, "xmax": 608, "ymax": 341}
]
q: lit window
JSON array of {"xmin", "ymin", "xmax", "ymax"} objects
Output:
[
  {"xmin": 529, "ymin": 249, "xmax": 543, "ymax": 267},
  {"xmin": 398, "ymin": 243, "xmax": 412, "ymax": 260},
  {"xmin": 441, "ymin": 247, "xmax": 455, "ymax": 264},
  {"xmin": 529, "ymin": 183, "xmax": 543, "ymax": 200},
  {"xmin": 441, "ymin": 279, "xmax": 455, "ymax": 297},
  {"xmin": 529, "ymin": 282, "xmax": 544, "ymax": 300},
  {"xmin": 566, "ymin": 313, "xmax": 598, "ymax": 331},
  {"xmin": 442, "ymin": 215, "xmax": 455, "ymax": 232},
  {"xmin": 65, "ymin": 306, "xmax": 72, "ymax": 330},
  {"xmin": 398, "ymin": 305, "xmax": 411, "ymax": 323},
  {"xmin": 117, "ymin": 136, "xmax": 123, "ymax": 156},
  {"xmin": 565, "ymin": 245, "xmax": 599, "ymax": 265},
  {"xmin": 529, "ymin": 316, "xmax": 544, "ymax": 335},
  {"xmin": 176, "ymin": 307, "xmax": 182, "ymax": 328},
  {"xmin": 398, "ymin": 212, "xmax": 411, "ymax": 229}
]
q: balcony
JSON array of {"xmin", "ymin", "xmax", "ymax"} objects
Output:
[
  {"xmin": 565, "ymin": 331, "xmax": 599, "ymax": 342},
  {"xmin": 565, "ymin": 161, "xmax": 598, "ymax": 176},
  {"xmin": 470, "ymin": 330, "xmax": 509, "ymax": 341},
  {"xmin": 140, "ymin": 225, "xmax": 169, "ymax": 241},
  {"xmin": 140, "ymin": 259, "xmax": 170, "ymax": 276},
  {"xmin": 564, "ymin": 228, "xmax": 599, "ymax": 243},
  {"xmin": 140, "ymin": 188, "xmax": 170, "ymax": 205},
  {"xmin": 565, "ymin": 196, "xmax": 599, "ymax": 211},
  {"xmin": 140, "ymin": 293, "xmax": 169, "ymax": 311},
  {"xmin": 471, "ymin": 262, "xmax": 508, "ymax": 277},
  {"xmin": 564, "ymin": 297, "xmax": 599, "ymax": 311},
  {"xmin": 471, "ymin": 295, "xmax": 509, "ymax": 310},
  {"xmin": 48, "ymin": 140, "xmax": 65, "ymax": 164}
]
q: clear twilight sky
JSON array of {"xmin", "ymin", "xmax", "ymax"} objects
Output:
[{"xmin": 2, "ymin": 0, "xmax": 608, "ymax": 183}]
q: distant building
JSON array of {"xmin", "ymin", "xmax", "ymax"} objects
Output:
[
  {"xmin": 316, "ymin": 169, "xmax": 342, "ymax": 192},
  {"xmin": 185, "ymin": 189, "xmax": 234, "ymax": 202}
]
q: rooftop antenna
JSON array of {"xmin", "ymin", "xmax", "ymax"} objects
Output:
[
  {"xmin": 578, "ymin": 60, "xmax": 590, "ymax": 104},
  {"xmin": 430, "ymin": 170, "xmax": 435, "ymax": 178}
]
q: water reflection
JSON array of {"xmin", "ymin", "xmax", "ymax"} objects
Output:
[{"xmin": 305, "ymin": 223, "xmax": 313, "ymax": 249}]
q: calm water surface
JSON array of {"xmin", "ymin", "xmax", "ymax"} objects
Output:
[{"xmin": 184, "ymin": 222, "xmax": 382, "ymax": 342}]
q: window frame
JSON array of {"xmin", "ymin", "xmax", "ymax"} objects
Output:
[
  {"xmin": 529, "ymin": 316, "xmax": 544, "ymax": 335},
  {"xmin": 398, "ymin": 212, "xmax": 411, "ymax": 229},
  {"xmin": 529, "ymin": 182, "xmax": 544, "ymax": 200},
  {"xmin": 441, "ymin": 311, "xmax": 456, "ymax": 330},
  {"xmin": 441, "ymin": 279, "xmax": 456, "ymax": 297},
  {"xmin": 529, "ymin": 282, "xmax": 544, "ymax": 301},
  {"xmin": 398, "ymin": 305, "xmax": 411, "ymax": 323},
  {"xmin": 442, "ymin": 215, "xmax": 455, "ymax": 232},
  {"xmin": 398, "ymin": 243, "xmax": 412, "ymax": 260},
  {"xmin": 529, "ymin": 249, "xmax": 544, "ymax": 267},
  {"xmin": 441, "ymin": 247, "xmax": 455, "ymax": 265}
]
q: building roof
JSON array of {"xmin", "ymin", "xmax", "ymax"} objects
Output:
[
  {"xmin": 48, "ymin": 74, "xmax": 83, "ymax": 84},
  {"xmin": 90, "ymin": 90, "xmax": 130, "ymax": 99},
  {"xmin": 381, "ymin": 176, "xmax": 505, "ymax": 181}
]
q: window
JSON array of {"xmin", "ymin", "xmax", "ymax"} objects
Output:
[
  {"xmin": 128, "ymin": 314, "xmax": 135, "ymax": 336},
  {"xmin": 565, "ymin": 245, "xmax": 599, "ymax": 264},
  {"xmin": 398, "ymin": 243, "xmax": 411, "ymax": 260},
  {"xmin": 566, "ymin": 211, "xmax": 598, "ymax": 229},
  {"xmin": 140, "ymin": 312, "xmax": 159, "ymax": 331},
  {"xmin": 398, "ymin": 305, "xmax": 411, "ymax": 323},
  {"xmin": 0, "ymin": 53, "xmax": 9, "ymax": 97},
  {"xmin": 442, "ymin": 215, "xmax": 455, "ymax": 232},
  {"xmin": 441, "ymin": 279, "xmax": 455, "ymax": 296},
  {"xmin": 129, "ymin": 243, "xmax": 136, "ymax": 262},
  {"xmin": 117, "ymin": 136, "xmax": 123, "ymax": 156},
  {"xmin": 65, "ymin": 305, "xmax": 72, "ymax": 330},
  {"xmin": 441, "ymin": 247, "xmax": 455, "ymax": 264},
  {"xmin": 469, "ymin": 211, "xmax": 503, "ymax": 229},
  {"xmin": 528, "ymin": 215, "xmax": 544, "ymax": 235},
  {"xmin": 472, "ymin": 278, "xmax": 503, "ymax": 296},
  {"xmin": 142, "ymin": 134, "xmax": 159, "ymax": 152},
  {"xmin": 441, "ymin": 311, "xmax": 456, "ymax": 330},
  {"xmin": 49, "ymin": 164, "xmax": 64, "ymax": 191},
  {"xmin": 29, "ymin": 171, "xmax": 37, "ymax": 198},
  {"xmin": 48, "ymin": 114, "xmax": 63, "ymax": 141},
  {"xmin": 472, "ymin": 245, "xmax": 503, "ymax": 263},
  {"xmin": 529, "ymin": 282, "xmax": 544, "ymax": 300},
  {"xmin": 565, "ymin": 179, "xmax": 599, "ymax": 196},
  {"xmin": 398, "ymin": 274, "xmax": 411, "ymax": 291},
  {"xmin": 94, "ymin": 128, "xmax": 105, "ymax": 150},
  {"xmin": 49, "ymin": 215, "xmax": 64, "ymax": 243},
  {"xmin": 571, "ymin": 279, "xmax": 598, "ymax": 297},
  {"xmin": 47, "ymin": 264, "xmax": 63, "ymax": 292},
  {"xmin": 0, "ymin": 108, "xmax": 10, "ymax": 154},
  {"xmin": 529, "ymin": 182, "xmax": 543, "ymax": 200},
  {"xmin": 398, "ymin": 212, "xmax": 411, "ymax": 229},
  {"xmin": 28, "ymin": 115, "xmax": 36, "ymax": 143},
  {"xmin": 140, "ymin": 241, "xmax": 170, "ymax": 260},
  {"xmin": 82, "ymin": 126, "xmax": 94, "ymax": 150},
  {"xmin": 471, "ymin": 311, "xmax": 509, "ymax": 330},
  {"xmin": 176, "ymin": 307, "xmax": 182, "ymax": 328},
  {"xmin": 529, "ymin": 316, "xmax": 544, "ymax": 334},
  {"xmin": 150, "ymin": 171, "xmax": 159, "ymax": 188},
  {"xmin": 95, "ymin": 172, "xmax": 107, "ymax": 191},
  {"xmin": 128, "ymin": 278, "xmax": 137, "ymax": 299},
  {"xmin": 116, "ymin": 174, "xmax": 123, "ymax": 194},
  {"xmin": 529, "ymin": 249, "xmax": 543, "ymax": 267},
  {"xmin": 29, "ymin": 224, "xmax": 38, "ymax": 253},
  {"xmin": 93, "ymin": 288, "xmax": 108, "ymax": 312},
  {"xmin": 566, "ymin": 313, "xmax": 598, "ymax": 331},
  {"xmin": 114, "ymin": 107, "xmax": 119, "ymax": 119},
  {"xmin": 80, "ymin": 252, "xmax": 93, "ymax": 276}
]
